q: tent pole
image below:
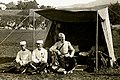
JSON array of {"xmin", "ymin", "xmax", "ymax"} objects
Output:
[
  {"xmin": 96, "ymin": 11, "xmax": 99, "ymax": 72},
  {"xmin": 33, "ymin": 11, "xmax": 35, "ymax": 50}
]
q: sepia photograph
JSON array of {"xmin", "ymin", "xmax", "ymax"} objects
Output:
[{"xmin": 0, "ymin": 0, "xmax": 120, "ymax": 80}]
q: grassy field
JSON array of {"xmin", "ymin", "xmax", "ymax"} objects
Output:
[
  {"xmin": 0, "ymin": 29, "xmax": 47, "ymax": 46},
  {"xmin": 0, "ymin": 29, "xmax": 120, "ymax": 80},
  {"xmin": 0, "ymin": 29, "xmax": 120, "ymax": 57},
  {"xmin": 0, "ymin": 61, "xmax": 120, "ymax": 80},
  {"xmin": 0, "ymin": 29, "xmax": 48, "ymax": 57},
  {"xmin": 0, "ymin": 66, "xmax": 120, "ymax": 80}
]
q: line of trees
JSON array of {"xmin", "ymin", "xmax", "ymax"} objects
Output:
[
  {"xmin": 4, "ymin": 1, "xmax": 120, "ymax": 25},
  {"xmin": 6, "ymin": 0, "xmax": 54, "ymax": 10}
]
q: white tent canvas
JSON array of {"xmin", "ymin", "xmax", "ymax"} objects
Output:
[{"xmin": 98, "ymin": 7, "xmax": 116, "ymax": 66}]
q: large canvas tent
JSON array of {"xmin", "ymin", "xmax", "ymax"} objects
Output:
[{"xmin": 35, "ymin": 7, "xmax": 116, "ymax": 67}]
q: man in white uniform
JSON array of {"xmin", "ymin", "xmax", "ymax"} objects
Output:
[
  {"xmin": 16, "ymin": 41, "xmax": 31, "ymax": 66},
  {"xmin": 49, "ymin": 33, "xmax": 76, "ymax": 74},
  {"xmin": 31, "ymin": 40, "xmax": 48, "ymax": 74},
  {"xmin": 15, "ymin": 41, "xmax": 32, "ymax": 73},
  {"xmin": 2, "ymin": 41, "xmax": 32, "ymax": 74}
]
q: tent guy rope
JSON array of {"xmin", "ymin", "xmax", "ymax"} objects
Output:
[{"xmin": 0, "ymin": 15, "xmax": 30, "ymax": 45}]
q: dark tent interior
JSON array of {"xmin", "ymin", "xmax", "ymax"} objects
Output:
[
  {"xmin": 36, "ymin": 9, "xmax": 107, "ymax": 52},
  {"xmin": 36, "ymin": 9, "xmax": 109, "ymax": 65}
]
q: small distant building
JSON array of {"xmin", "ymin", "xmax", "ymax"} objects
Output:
[
  {"xmin": 0, "ymin": 4, "xmax": 6, "ymax": 10},
  {"xmin": 21, "ymin": 0, "xmax": 34, "ymax": 2}
]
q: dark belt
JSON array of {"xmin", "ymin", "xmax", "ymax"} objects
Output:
[
  {"xmin": 60, "ymin": 53, "xmax": 69, "ymax": 57},
  {"xmin": 61, "ymin": 53, "xmax": 69, "ymax": 55}
]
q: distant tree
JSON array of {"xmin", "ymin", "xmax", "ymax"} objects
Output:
[
  {"xmin": 17, "ymin": 1, "xmax": 25, "ymax": 9},
  {"xmin": 39, "ymin": 5, "xmax": 55, "ymax": 9},
  {"xmin": 6, "ymin": 2, "xmax": 17, "ymax": 9},
  {"xmin": 39, "ymin": 5, "xmax": 46, "ymax": 9},
  {"xmin": 109, "ymin": 2, "xmax": 120, "ymax": 25},
  {"xmin": 17, "ymin": 0, "xmax": 38, "ymax": 9},
  {"xmin": 46, "ymin": 6, "xmax": 54, "ymax": 9},
  {"xmin": 24, "ymin": 0, "xmax": 38, "ymax": 9}
]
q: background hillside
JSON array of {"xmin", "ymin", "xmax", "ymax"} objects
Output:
[{"xmin": 58, "ymin": 0, "xmax": 120, "ymax": 8}]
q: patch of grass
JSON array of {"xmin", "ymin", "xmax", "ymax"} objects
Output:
[
  {"xmin": 0, "ymin": 57, "xmax": 15, "ymax": 64},
  {"xmin": 0, "ymin": 69, "xmax": 120, "ymax": 80}
]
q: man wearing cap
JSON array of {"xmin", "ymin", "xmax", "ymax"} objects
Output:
[
  {"xmin": 49, "ymin": 33, "xmax": 76, "ymax": 74},
  {"xmin": 30, "ymin": 40, "xmax": 48, "ymax": 74},
  {"xmin": 15, "ymin": 41, "xmax": 32, "ymax": 73},
  {"xmin": 2, "ymin": 41, "xmax": 32, "ymax": 74}
]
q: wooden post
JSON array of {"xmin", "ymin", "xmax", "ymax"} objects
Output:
[
  {"xmin": 33, "ymin": 11, "xmax": 35, "ymax": 50},
  {"xmin": 96, "ymin": 11, "xmax": 99, "ymax": 72}
]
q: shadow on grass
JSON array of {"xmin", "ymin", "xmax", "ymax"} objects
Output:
[{"xmin": 0, "ymin": 57, "xmax": 15, "ymax": 64}]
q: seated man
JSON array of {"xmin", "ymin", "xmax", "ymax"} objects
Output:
[
  {"xmin": 15, "ymin": 41, "xmax": 32, "ymax": 73},
  {"xmin": 2, "ymin": 41, "xmax": 32, "ymax": 73},
  {"xmin": 30, "ymin": 40, "xmax": 48, "ymax": 74},
  {"xmin": 49, "ymin": 33, "xmax": 76, "ymax": 74}
]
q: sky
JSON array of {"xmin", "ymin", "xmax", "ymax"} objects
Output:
[{"xmin": 0, "ymin": 0, "xmax": 96, "ymax": 7}]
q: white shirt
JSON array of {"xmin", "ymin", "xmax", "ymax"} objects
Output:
[
  {"xmin": 50, "ymin": 41, "xmax": 75, "ymax": 56},
  {"xmin": 32, "ymin": 48, "xmax": 48, "ymax": 63},
  {"xmin": 16, "ymin": 49, "xmax": 32, "ymax": 66}
]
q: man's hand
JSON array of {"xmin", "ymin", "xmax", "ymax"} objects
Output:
[
  {"xmin": 41, "ymin": 60, "xmax": 44, "ymax": 63},
  {"xmin": 65, "ymin": 54, "xmax": 70, "ymax": 57},
  {"xmin": 20, "ymin": 61, "xmax": 23, "ymax": 66},
  {"xmin": 69, "ymin": 55, "xmax": 73, "ymax": 58},
  {"xmin": 54, "ymin": 50, "xmax": 61, "ymax": 55}
]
